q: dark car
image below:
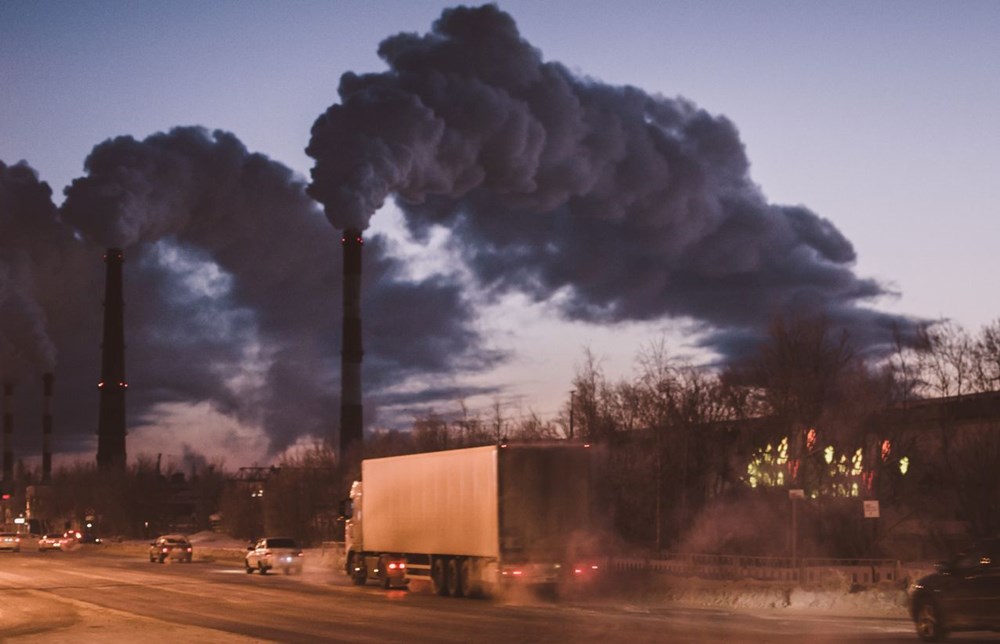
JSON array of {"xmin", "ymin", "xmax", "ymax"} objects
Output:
[
  {"xmin": 149, "ymin": 534, "xmax": 193, "ymax": 563},
  {"xmin": 909, "ymin": 537, "xmax": 1000, "ymax": 641}
]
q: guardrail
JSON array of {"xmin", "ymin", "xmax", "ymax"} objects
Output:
[{"xmin": 608, "ymin": 554, "xmax": 901, "ymax": 586}]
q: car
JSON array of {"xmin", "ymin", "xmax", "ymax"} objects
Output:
[
  {"xmin": 245, "ymin": 537, "xmax": 303, "ymax": 574},
  {"xmin": 909, "ymin": 537, "xmax": 1000, "ymax": 641},
  {"xmin": 37, "ymin": 533, "xmax": 65, "ymax": 551},
  {"xmin": 149, "ymin": 534, "xmax": 193, "ymax": 563},
  {"xmin": 0, "ymin": 532, "xmax": 22, "ymax": 552}
]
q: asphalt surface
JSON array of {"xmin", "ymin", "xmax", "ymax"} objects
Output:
[{"xmin": 0, "ymin": 546, "xmax": 990, "ymax": 643}]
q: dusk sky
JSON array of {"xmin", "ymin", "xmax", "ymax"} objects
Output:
[{"xmin": 2, "ymin": 1, "xmax": 998, "ymax": 470}]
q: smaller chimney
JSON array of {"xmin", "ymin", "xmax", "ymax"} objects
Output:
[
  {"xmin": 42, "ymin": 373, "xmax": 53, "ymax": 483},
  {"xmin": 2, "ymin": 383, "xmax": 12, "ymax": 485}
]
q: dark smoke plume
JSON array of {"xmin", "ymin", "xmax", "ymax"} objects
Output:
[
  {"xmin": 0, "ymin": 161, "xmax": 65, "ymax": 377},
  {"xmin": 307, "ymin": 4, "xmax": 921, "ymax": 358},
  {"xmin": 59, "ymin": 127, "xmax": 494, "ymax": 453}
]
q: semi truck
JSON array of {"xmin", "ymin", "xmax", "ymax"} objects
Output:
[{"xmin": 342, "ymin": 443, "xmax": 601, "ymax": 597}]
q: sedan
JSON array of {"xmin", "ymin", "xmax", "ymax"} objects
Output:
[
  {"xmin": 37, "ymin": 533, "xmax": 65, "ymax": 551},
  {"xmin": 245, "ymin": 537, "xmax": 303, "ymax": 574},
  {"xmin": 0, "ymin": 532, "xmax": 22, "ymax": 552},
  {"xmin": 909, "ymin": 537, "xmax": 1000, "ymax": 641},
  {"xmin": 149, "ymin": 534, "xmax": 193, "ymax": 563}
]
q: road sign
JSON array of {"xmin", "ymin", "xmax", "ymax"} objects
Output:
[{"xmin": 863, "ymin": 500, "xmax": 880, "ymax": 518}]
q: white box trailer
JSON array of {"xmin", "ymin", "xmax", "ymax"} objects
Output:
[{"xmin": 343, "ymin": 443, "xmax": 599, "ymax": 596}]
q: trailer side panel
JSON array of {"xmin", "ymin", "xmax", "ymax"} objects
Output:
[{"xmin": 362, "ymin": 445, "xmax": 499, "ymax": 558}]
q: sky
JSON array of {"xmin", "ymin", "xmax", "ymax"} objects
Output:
[{"xmin": 1, "ymin": 0, "xmax": 998, "ymax": 471}]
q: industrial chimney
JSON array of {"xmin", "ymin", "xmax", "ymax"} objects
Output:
[
  {"xmin": 42, "ymin": 373, "xmax": 53, "ymax": 483},
  {"xmin": 2, "ymin": 383, "xmax": 12, "ymax": 486},
  {"xmin": 339, "ymin": 229, "xmax": 363, "ymax": 462},
  {"xmin": 96, "ymin": 248, "xmax": 127, "ymax": 471}
]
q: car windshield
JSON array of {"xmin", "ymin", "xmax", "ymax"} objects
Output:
[{"xmin": 267, "ymin": 538, "xmax": 297, "ymax": 548}]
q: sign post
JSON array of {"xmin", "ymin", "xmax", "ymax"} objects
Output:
[
  {"xmin": 789, "ymin": 489, "xmax": 805, "ymax": 566},
  {"xmin": 863, "ymin": 499, "xmax": 880, "ymax": 557}
]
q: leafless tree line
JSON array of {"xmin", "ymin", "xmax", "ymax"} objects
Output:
[{"xmin": 18, "ymin": 317, "xmax": 1000, "ymax": 557}]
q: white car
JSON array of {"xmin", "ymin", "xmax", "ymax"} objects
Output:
[
  {"xmin": 37, "ymin": 533, "xmax": 65, "ymax": 551},
  {"xmin": 245, "ymin": 537, "xmax": 303, "ymax": 574},
  {"xmin": 0, "ymin": 532, "xmax": 22, "ymax": 552}
]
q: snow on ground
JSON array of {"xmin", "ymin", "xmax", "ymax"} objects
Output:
[{"xmin": 599, "ymin": 573, "xmax": 910, "ymax": 617}]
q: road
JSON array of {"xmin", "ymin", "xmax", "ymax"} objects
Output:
[{"xmin": 0, "ymin": 547, "xmax": 979, "ymax": 643}]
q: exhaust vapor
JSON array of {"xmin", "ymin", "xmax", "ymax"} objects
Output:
[{"xmin": 307, "ymin": 4, "xmax": 921, "ymax": 359}]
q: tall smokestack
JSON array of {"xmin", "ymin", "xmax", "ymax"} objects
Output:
[
  {"xmin": 42, "ymin": 373, "xmax": 53, "ymax": 483},
  {"xmin": 340, "ymin": 229, "xmax": 363, "ymax": 461},
  {"xmin": 2, "ymin": 383, "xmax": 12, "ymax": 486},
  {"xmin": 96, "ymin": 248, "xmax": 127, "ymax": 471}
]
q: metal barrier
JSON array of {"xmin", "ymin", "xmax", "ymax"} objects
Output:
[{"xmin": 608, "ymin": 553, "xmax": 901, "ymax": 586}]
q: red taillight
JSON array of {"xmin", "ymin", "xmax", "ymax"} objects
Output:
[
  {"xmin": 186, "ymin": 547, "xmax": 192, "ymax": 552},
  {"xmin": 162, "ymin": 547, "xmax": 168, "ymax": 553}
]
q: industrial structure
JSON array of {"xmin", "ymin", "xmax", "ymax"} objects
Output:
[
  {"xmin": 96, "ymin": 248, "xmax": 127, "ymax": 471},
  {"xmin": 339, "ymin": 229, "xmax": 364, "ymax": 464}
]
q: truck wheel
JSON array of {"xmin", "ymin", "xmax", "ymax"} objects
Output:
[
  {"xmin": 431, "ymin": 558, "xmax": 450, "ymax": 596},
  {"xmin": 245, "ymin": 560, "xmax": 254, "ymax": 573},
  {"xmin": 350, "ymin": 554, "xmax": 367, "ymax": 586},
  {"xmin": 447, "ymin": 558, "xmax": 464, "ymax": 597},
  {"xmin": 378, "ymin": 557, "xmax": 391, "ymax": 589},
  {"xmin": 459, "ymin": 558, "xmax": 477, "ymax": 597}
]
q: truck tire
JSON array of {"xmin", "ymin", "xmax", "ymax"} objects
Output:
[
  {"xmin": 431, "ymin": 557, "xmax": 449, "ymax": 596},
  {"xmin": 378, "ymin": 556, "xmax": 391, "ymax": 589},
  {"xmin": 447, "ymin": 558, "xmax": 464, "ymax": 597},
  {"xmin": 350, "ymin": 554, "xmax": 367, "ymax": 586},
  {"xmin": 459, "ymin": 558, "xmax": 477, "ymax": 597}
]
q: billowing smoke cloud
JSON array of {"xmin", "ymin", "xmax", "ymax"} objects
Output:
[
  {"xmin": 59, "ymin": 126, "xmax": 496, "ymax": 452},
  {"xmin": 1, "ymin": 127, "xmax": 495, "ymax": 459},
  {"xmin": 307, "ymin": 4, "xmax": 921, "ymax": 358},
  {"xmin": 0, "ymin": 161, "xmax": 65, "ymax": 378}
]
